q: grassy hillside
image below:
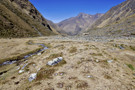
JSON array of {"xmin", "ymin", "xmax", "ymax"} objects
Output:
[
  {"xmin": 0, "ymin": 0, "xmax": 55, "ymax": 38},
  {"xmin": 90, "ymin": 0, "xmax": 135, "ymax": 29},
  {"xmin": 86, "ymin": 13, "xmax": 135, "ymax": 37},
  {"xmin": 85, "ymin": 0, "xmax": 135, "ymax": 37}
]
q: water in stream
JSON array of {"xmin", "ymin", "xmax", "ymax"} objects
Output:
[{"xmin": 0, "ymin": 43, "xmax": 48, "ymax": 66}]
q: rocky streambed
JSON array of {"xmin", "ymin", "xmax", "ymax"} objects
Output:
[{"xmin": 0, "ymin": 43, "xmax": 48, "ymax": 66}]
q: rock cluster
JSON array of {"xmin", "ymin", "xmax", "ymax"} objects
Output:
[{"xmin": 47, "ymin": 57, "xmax": 63, "ymax": 66}]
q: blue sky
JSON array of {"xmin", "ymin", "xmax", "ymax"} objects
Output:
[{"xmin": 29, "ymin": 0, "xmax": 126, "ymax": 23}]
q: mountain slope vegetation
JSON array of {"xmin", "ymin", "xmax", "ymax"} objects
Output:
[
  {"xmin": 0, "ymin": 0, "xmax": 56, "ymax": 38},
  {"xmin": 86, "ymin": 0, "xmax": 135, "ymax": 37}
]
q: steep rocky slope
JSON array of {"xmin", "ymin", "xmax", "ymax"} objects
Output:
[
  {"xmin": 47, "ymin": 20, "xmax": 63, "ymax": 35},
  {"xmin": 86, "ymin": 0, "xmax": 135, "ymax": 37},
  {"xmin": 0, "ymin": 0, "xmax": 56, "ymax": 38},
  {"xmin": 57, "ymin": 13, "xmax": 103, "ymax": 35}
]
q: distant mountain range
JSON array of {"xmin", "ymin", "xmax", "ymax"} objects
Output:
[
  {"xmin": 0, "ymin": 0, "xmax": 57, "ymax": 38},
  {"xmin": 85, "ymin": 0, "xmax": 135, "ymax": 37},
  {"xmin": 57, "ymin": 13, "xmax": 103, "ymax": 35},
  {"xmin": 1, "ymin": 0, "xmax": 135, "ymax": 38}
]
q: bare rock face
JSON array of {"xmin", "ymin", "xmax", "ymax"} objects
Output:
[
  {"xmin": 0, "ymin": 0, "xmax": 56, "ymax": 38},
  {"xmin": 57, "ymin": 13, "xmax": 103, "ymax": 35}
]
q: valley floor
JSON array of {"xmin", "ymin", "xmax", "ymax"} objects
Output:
[{"xmin": 0, "ymin": 36, "xmax": 135, "ymax": 90}]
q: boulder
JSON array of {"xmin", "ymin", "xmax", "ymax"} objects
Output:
[
  {"xmin": 57, "ymin": 57, "xmax": 63, "ymax": 62},
  {"xmin": 47, "ymin": 61, "xmax": 54, "ymax": 66},
  {"xmin": 29, "ymin": 73, "xmax": 37, "ymax": 82},
  {"xmin": 87, "ymin": 75, "xmax": 92, "ymax": 78},
  {"xmin": 47, "ymin": 57, "xmax": 63, "ymax": 66},
  {"xmin": 37, "ymin": 53, "xmax": 41, "ymax": 55},
  {"xmin": 53, "ymin": 58, "xmax": 59, "ymax": 63},
  {"xmin": 19, "ymin": 70, "xmax": 24, "ymax": 73},
  {"xmin": 107, "ymin": 60, "xmax": 113, "ymax": 63},
  {"xmin": 96, "ymin": 60, "xmax": 99, "ymax": 63}
]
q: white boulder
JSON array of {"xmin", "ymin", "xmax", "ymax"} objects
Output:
[
  {"xmin": 87, "ymin": 75, "xmax": 92, "ymax": 78},
  {"xmin": 37, "ymin": 53, "xmax": 41, "ymax": 56},
  {"xmin": 47, "ymin": 57, "xmax": 63, "ymax": 66},
  {"xmin": 29, "ymin": 73, "xmax": 37, "ymax": 82},
  {"xmin": 96, "ymin": 60, "xmax": 99, "ymax": 63},
  {"xmin": 107, "ymin": 60, "xmax": 113, "ymax": 63},
  {"xmin": 19, "ymin": 70, "xmax": 24, "ymax": 74},
  {"xmin": 47, "ymin": 61, "xmax": 54, "ymax": 66},
  {"xmin": 58, "ymin": 57, "xmax": 63, "ymax": 60},
  {"xmin": 57, "ymin": 57, "xmax": 63, "ymax": 62},
  {"xmin": 53, "ymin": 58, "xmax": 58, "ymax": 62}
]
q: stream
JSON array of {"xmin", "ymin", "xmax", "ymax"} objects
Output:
[{"xmin": 0, "ymin": 43, "xmax": 48, "ymax": 66}]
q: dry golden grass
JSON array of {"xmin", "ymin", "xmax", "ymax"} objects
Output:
[
  {"xmin": 0, "ymin": 0, "xmax": 55, "ymax": 38},
  {"xmin": 0, "ymin": 39, "xmax": 43, "ymax": 64},
  {"xmin": 104, "ymin": 74, "xmax": 112, "ymax": 79},
  {"xmin": 46, "ymin": 52, "xmax": 63, "ymax": 60},
  {"xmin": 0, "ymin": 37, "xmax": 135, "ymax": 90},
  {"xmin": 69, "ymin": 46, "xmax": 77, "ymax": 53},
  {"xmin": 36, "ymin": 68, "xmax": 55, "ymax": 80},
  {"xmin": 75, "ymin": 80, "xmax": 88, "ymax": 89}
]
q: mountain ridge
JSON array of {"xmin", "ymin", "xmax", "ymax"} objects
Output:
[
  {"xmin": 90, "ymin": 0, "xmax": 135, "ymax": 29},
  {"xmin": 0, "ymin": 0, "xmax": 57, "ymax": 38},
  {"xmin": 85, "ymin": 0, "xmax": 135, "ymax": 37},
  {"xmin": 57, "ymin": 13, "xmax": 103, "ymax": 35}
]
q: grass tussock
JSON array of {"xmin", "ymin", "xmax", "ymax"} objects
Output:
[
  {"xmin": 113, "ymin": 44, "xmax": 132, "ymax": 50},
  {"xmin": 25, "ymin": 62, "xmax": 36, "ymax": 71},
  {"xmin": 26, "ymin": 40, "xmax": 34, "ymax": 45},
  {"xmin": 75, "ymin": 80, "xmax": 88, "ymax": 89},
  {"xmin": 46, "ymin": 52, "xmax": 63, "ymax": 60},
  {"xmin": 36, "ymin": 68, "xmax": 55, "ymax": 80},
  {"xmin": 127, "ymin": 64, "xmax": 135, "ymax": 71},
  {"xmin": 44, "ymin": 43, "xmax": 52, "ymax": 48},
  {"xmin": 77, "ymin": 61, "xmax": 82, "ymax": 65},
  {"xmin": 104, "ymin": 74, "xmax": 112, "ymax": 79},
  {"xmin": 84, "ymin": 44, "xmax": 89, "ymax": 47},
  {"xmin": 99, "ymin": 60, "xmax": 109, "ymax": 68},
  {"xmin": 58, "ymin": 45, "xmax": 65, "ymax": 50},
  {"xmin": 90, "ymin": 53, "xmax": 103, "ymax": 56},
  {"xmin": 129, "ymin": 46, "xmax": 135, "ymax": 51},
  {"xmin": 69, "ymin": 47, "xmax": 77, "ymax": 53}
]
